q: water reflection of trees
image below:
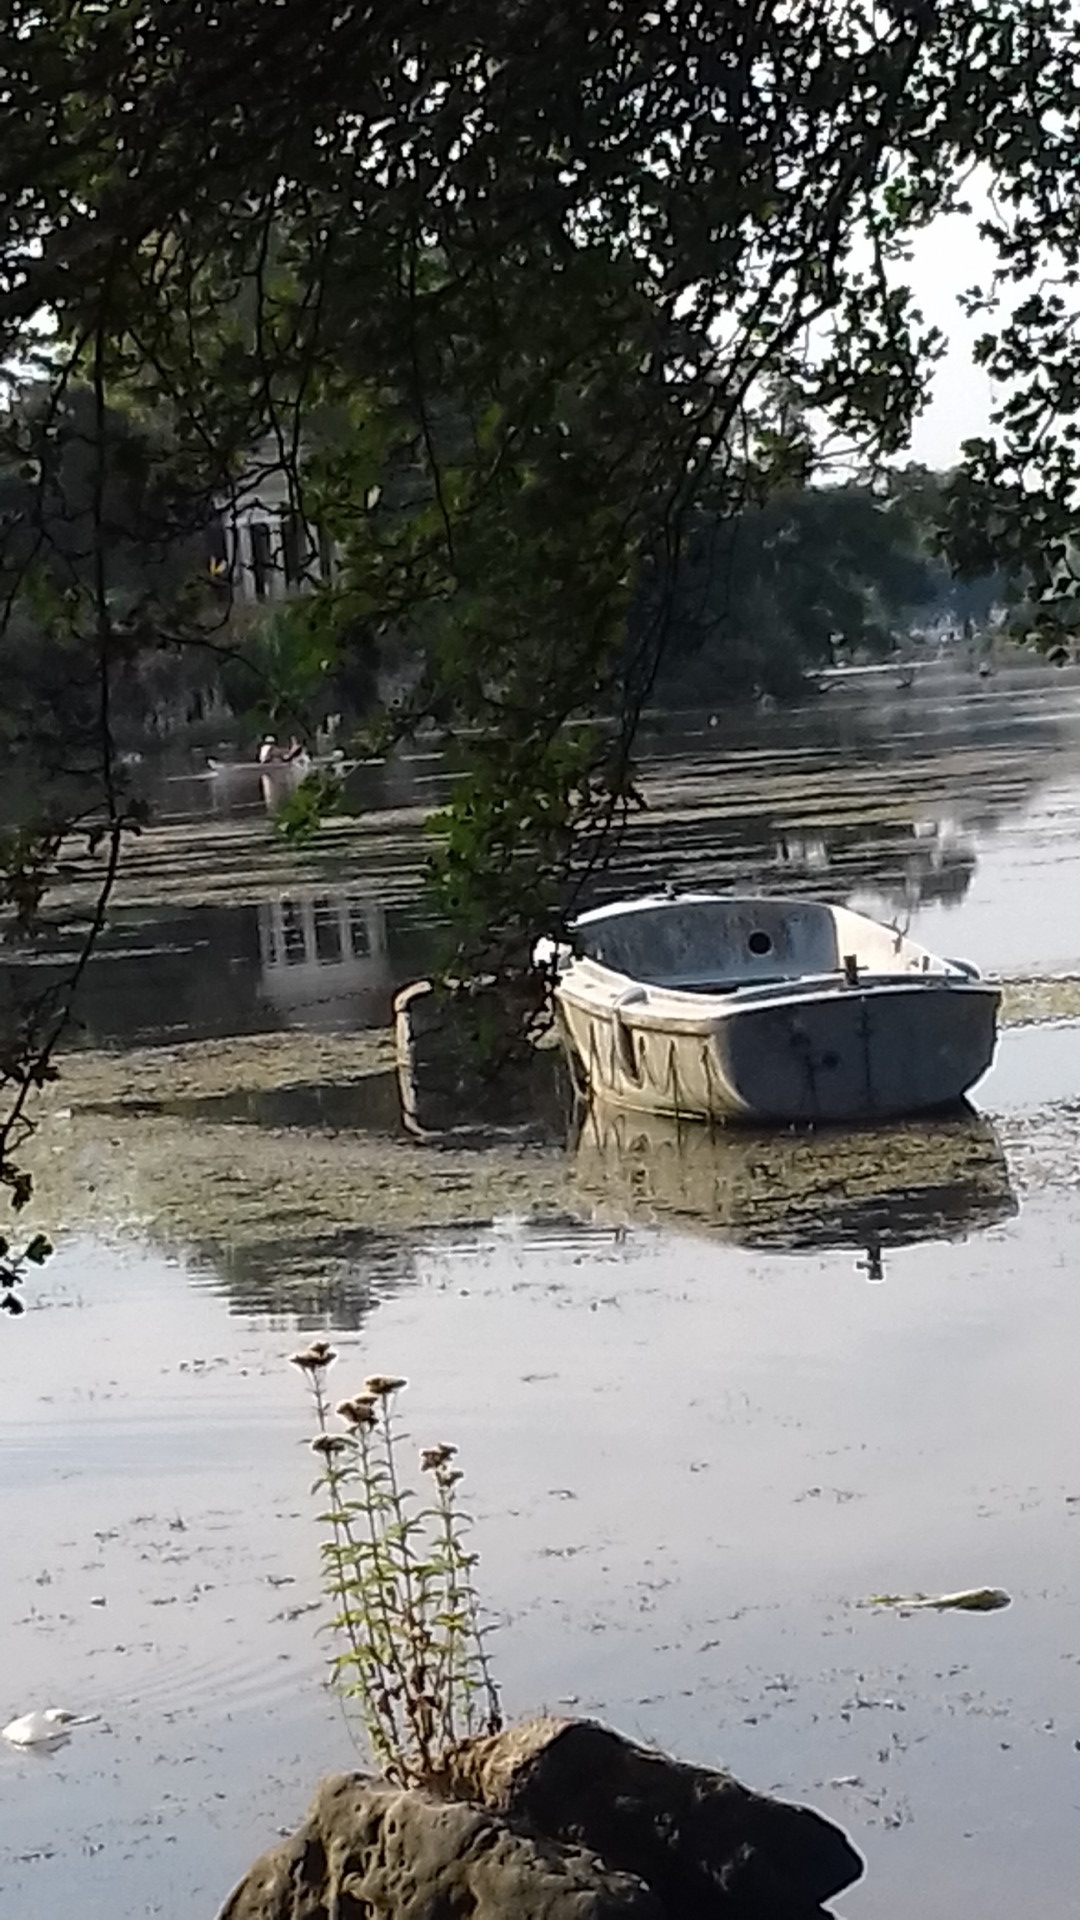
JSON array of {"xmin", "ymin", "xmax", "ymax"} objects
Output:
[
  {"xmin": 186, "ymin": 1225, "xmax": 414, "ymax": 1330},
  {"xmin": 0, "ymin": 901, "xmax": 265, "ymax": 1050},
  {"xmin": 771, "ymin": 816, "xmax": 977, "ymax": 913},
  {"xmin": 607, "ymin": 800, "xmax": 987, "ymax": 916},
  {"xmin": 614, "ymin": 670, "xmax": 1072, "ymax": 913}
]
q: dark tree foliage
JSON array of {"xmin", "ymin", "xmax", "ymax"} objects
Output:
[
  {"xmin": 2, "ymin": 1, "xmax": 1080, "ymax": 1298},
  {"xmin": 887, "ymin": 464, "xmax": 1009, "ymax": 629},
  {"xmin": 652, "ymin": 483, "xmax": 941, "ymax": 703}
]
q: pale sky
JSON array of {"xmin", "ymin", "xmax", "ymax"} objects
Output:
[{"xmin": 904, "ymin": 204, "xmax": 1000, "ymax": 471}]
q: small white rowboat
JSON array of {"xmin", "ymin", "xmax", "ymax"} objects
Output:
[{"xmin": 546, "ymin": 893, "xmax": 1000, "ymax": 1125}]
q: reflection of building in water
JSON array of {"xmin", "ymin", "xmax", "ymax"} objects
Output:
[
  {"xmin": 857, "ymin": 1240, "xmax": 886, "ymax": 1283},
  {"xmin": 774, "ymin": 833, "xmax": 829, "ymax": 874},
  {"xmin": 257, "ymin": 894, "xmax": 394, "ymax": 1030},
  {"xmin": 769, "ymin": 813, "xmax": 977, "ymax": 912}
]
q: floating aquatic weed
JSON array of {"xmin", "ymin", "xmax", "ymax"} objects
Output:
[{"xmin": 863, "ymin": 1586, "xmax": 1012, "ymax": 1613}]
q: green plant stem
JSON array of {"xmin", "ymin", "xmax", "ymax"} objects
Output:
[
  {"xmin": 354, "ymin": 1418, "xmax": 412, "ymax": 1780},
  {"xmin": 430, "ymin": 1478, "xmax": 465, "ymax": 1750},
  {"xmin": 377, "ymin": 1394, "xmax": 432, "ymax": 1773},
  {"xmin": 310, "ymin": 1377, "xmax": 401, "ymax": 1776}
]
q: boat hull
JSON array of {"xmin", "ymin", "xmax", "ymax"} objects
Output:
[{"xmin": 556, "ymin": 978, "xmax": 1000, "ymax": 1124}]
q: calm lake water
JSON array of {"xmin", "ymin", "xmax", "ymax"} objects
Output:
[{"xmin": 3, "ymin": 661, "xmax": 1080, "ymax": 1919}]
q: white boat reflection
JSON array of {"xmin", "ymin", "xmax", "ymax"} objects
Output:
[
  {"xmin": 573, "ymin": 1101, "xmax": 1017, "ymax": 1259},
  {"xmin": 257, "ymin": 894, "xmax": 393, "ymax": 1029}
]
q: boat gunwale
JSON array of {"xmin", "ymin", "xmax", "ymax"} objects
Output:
[
  {"xmin": 556, "ymin": 964, "xmax": 1001, "ymax": 1033},
  {"xmin": 562, "ymin": 892, "xmax": 981, "ymax": 990}
]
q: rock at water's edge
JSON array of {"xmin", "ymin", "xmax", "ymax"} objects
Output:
[
  {"xmin": 218, "ymin": 1717, "xmax": 863, "ymax": 1920},
  {"xmin": 442, "ymin": 1717, "xmax": 863, "ymax": 1919},
  {"xmin": 216, "ymin": 1770, "xmax": 662, "ymax": 1920}
]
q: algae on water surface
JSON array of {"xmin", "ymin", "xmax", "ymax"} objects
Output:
[{"xmin": 29, "ymin": 1033, "xmax": 574, "ymax": 1314}]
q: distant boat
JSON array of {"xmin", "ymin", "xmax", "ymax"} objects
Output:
[{"xmin": 542, "ymin": 892, "xmax": 1000, "ymax": 1125}]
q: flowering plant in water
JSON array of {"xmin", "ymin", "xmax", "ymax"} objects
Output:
[{"xmin": 291, "ymin": 1345, "xmax": 501, "ymax": 1786}]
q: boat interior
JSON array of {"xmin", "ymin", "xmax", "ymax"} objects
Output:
[{"xmin": 572, "ymin": 896, "xmax": 956, "ymax": 995}]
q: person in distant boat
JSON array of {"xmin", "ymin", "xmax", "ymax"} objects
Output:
[{"xmin": 259, "ymin": 734, "xmax": 308, "ymax": 765}]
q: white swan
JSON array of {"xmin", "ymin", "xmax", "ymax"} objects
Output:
[{"xmin": 2, "ymin": 1707, "xmax": 99, "ymax": 1749}]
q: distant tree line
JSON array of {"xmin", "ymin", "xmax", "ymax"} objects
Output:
[
  {"xmin": 647, "ymin": 469, "xmax": 1007, "ymax": 707},
  {"xmin": 0, "ymin": 384, "xmax": 1007, "ymax": 753}
]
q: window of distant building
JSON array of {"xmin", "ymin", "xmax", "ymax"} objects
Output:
[
  {"xmin": 348, "ymin": 902, "xmax": 371, "ymax": 958},
  {"xmin": 282, "ymin": 900, "xmax": 307, "ymax": 964},
  {"xmin": 249, "ymin": 521, "xmax": 274, "ymax": 599},
  {"xmin": 281, "ymin": 512, "xmax": 308, "ymax": 591},
  {"xmin": 313, "ymin": 897, "xmax": 343, "ymax": 964}
]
